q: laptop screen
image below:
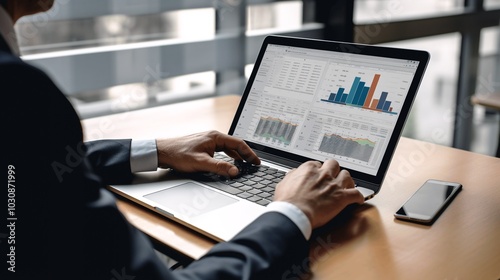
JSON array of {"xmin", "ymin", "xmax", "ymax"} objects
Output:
[{"xmin": 230, "ymin": 36, "xmax": 428, "ymax": 181}]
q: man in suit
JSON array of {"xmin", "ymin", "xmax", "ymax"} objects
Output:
[{"xmin": 2, "ymin": 1, "xmax": 364, "ymax": 279}]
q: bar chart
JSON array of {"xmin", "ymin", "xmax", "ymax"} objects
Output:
[{"xmin": 320, "ymin": 73, "xmax": 398, "ymax": 115}]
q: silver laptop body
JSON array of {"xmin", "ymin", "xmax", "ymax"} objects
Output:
[{"xmin": 108, "ymin": 35, "xmax": 430, "ymax": 241}]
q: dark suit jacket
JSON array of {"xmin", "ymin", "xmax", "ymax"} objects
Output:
[{"xmin": 1, "ymin": 35, "xmax": 309, "ymax": 279}]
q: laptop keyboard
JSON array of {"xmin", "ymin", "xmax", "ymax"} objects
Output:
[{"xmin": 188, "ymin": 153, "xmax": 287, "ymax": 206}]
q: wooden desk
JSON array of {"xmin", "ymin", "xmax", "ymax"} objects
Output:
[{"xmin": 82, "ymin": 95, "xmax": 500, "ymax": 279}]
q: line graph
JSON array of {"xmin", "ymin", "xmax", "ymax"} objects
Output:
[
  {"xmin": 318, "ymin": 133, "xmax": 376, "ymax": 162},
  {"xmin": 253, "ymin": 116, "xmax": 298, "ymax": 146}
]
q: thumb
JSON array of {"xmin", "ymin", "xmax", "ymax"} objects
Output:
[
  {"xmin": 343, "ymin": 188, "xmax": 365, "ymax": 205},
  {"xmin": 204, "ymin": 156, "xmax": 239, "ymax": 177}
]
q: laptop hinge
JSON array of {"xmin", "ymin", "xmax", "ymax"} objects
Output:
[{"xmin": 354, "ymin": 178, "xmax": 379, "ymax": 192}]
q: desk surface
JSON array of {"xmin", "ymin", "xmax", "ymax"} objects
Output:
[
  {"xmin": 82, "ymin": 95, "xmax": 500, "ymax": 279},
  {"xmin": 471, "ymin": 93, "xmax": 500, "ymax": 110}
]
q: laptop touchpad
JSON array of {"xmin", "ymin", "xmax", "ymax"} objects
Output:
[{"xmin": 144, "ymin": 182, "xmax": 238, "ymax": 218}]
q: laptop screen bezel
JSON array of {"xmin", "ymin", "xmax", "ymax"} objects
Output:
[{"xmin": 228, "ymin": 35, "xmax": 430, "ymax": 186}]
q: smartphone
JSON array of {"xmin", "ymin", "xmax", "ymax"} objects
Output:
[{"xmin": 394, "ymin": 179, "xmax": 462, "ymax": 225}]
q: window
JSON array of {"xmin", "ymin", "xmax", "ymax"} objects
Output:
[
  {"xmin": 18, "ymin": 1, "xmax": 321, "ymax": 119},
  {"xmin": 381, "ymin": 34, "xmax": 461, "ymax": 147},
  {"xmin": 15, "ymin": 0, "xmax": 500, "ymax": 155},
  {"xmin": 352, "ymin": 0, "xmax": 500, "ymax": 155},
  {"xmin": 354, "ymin": 0, "xmax": 465, "ymax": 23}
]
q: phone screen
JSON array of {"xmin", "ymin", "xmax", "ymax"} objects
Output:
[{"xmin": 395, "ymin": 179, "xmax": 462, "ymax": 223}]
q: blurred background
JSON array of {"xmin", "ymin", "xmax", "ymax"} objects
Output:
[{"xmin": 16, "ymin": 0, "xmax": 500, "ymax": 156}]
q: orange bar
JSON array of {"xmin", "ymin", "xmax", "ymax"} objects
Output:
[
  {"xmin": 363, "ymin": 74, "xmax": 381, "ymax": 108},
  {"xmin": 370, "ymin": 99, "xmax": 379, "ymax": 109}
]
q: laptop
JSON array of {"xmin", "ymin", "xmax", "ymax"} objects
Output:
[{"xmin": 108, "ymin": 35, "xmax": 430, "ymax": 242}]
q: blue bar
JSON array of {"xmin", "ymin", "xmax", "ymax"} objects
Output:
[
  {"xmin": 357, "ymin": 87, "xmax": 370, "ymax": 106},
  {"xmin": 334, "ymin": 88, "xmax": 345, "ymax": 102},
  {"xmin": 383, "ymin": 101, "xmax": 392, "ymax": 111},
  {"xmin": 329, "ymin": 93, "xmax": 336, "ymax": 101},
  {"xmin": 352, "ymin": 82, "xmax": 366, "ymax": 105},
  {"xmin": 346, "ymin": 77, "xmax": 361, "ymax": 104},
  {"xmin": 377, "ymin": 91, "xmax": 388, "ymax": 110},
  {"xmin": 340, "ymin": 94, "xmax": 348, "ymax": 103}
]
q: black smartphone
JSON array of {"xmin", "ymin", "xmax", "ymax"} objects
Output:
[{"xmin": 394, "ymin": 179, "xmax": 462, "ymax": 225}]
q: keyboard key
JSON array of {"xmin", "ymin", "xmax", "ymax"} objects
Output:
[
  {"xmin": 262, "ymin": 186, "xmax": 274, "ymax": 193},
  {"xmin": 252, "ymin": 183, "xmax": 266, "ymax": 189},
  {"xmin": 237, "ymin": 192, "xmax": 252, "ymax": 199},
  {"xmin": 256, "ymin": 199, "xmax": 272, "ymax": 206},
  {"xmin": 238, "ymin": 185, "xmax": 253, "ymax": 191},
  {"xmin": 242, "ymin": 180, "xmax": 257, "ymax": 186},
  {"xmin": 232, "ymin": 177, "xmax": 246, "ymax": 182},
  {"xmin": 230, "ymin": 182, "xmax": 244, "ymax": 188},
  {"xmin": 257, "ymin": 192, "xmax": 272, "ymax": 199},
  {"xmin": 247, "ymin": 195, "xmax": 261, "ymax": 202},
  {"xmin": 267, "ymin": 183, "xmax": 277, "ymax": 189},
  {"xmin": 211, "ymin": 184, "xmax": 242, "ymax": 195},
  {"xmin": 248, "ymin": 189, "xmax": 262, "ymax": 195},
  {"xmin": 260, "ymin": 179, "xmax": 272, "ymax": 185}
]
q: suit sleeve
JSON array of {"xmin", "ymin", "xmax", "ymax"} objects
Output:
[{"xmin": 85, "ymin": 139, "xmax": 134, "ymax": 184}]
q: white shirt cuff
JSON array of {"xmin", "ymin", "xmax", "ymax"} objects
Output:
[
  {"xmin": 266, "ymin": 201, "xmax": 312, "ymax": 240},
  {"xmin": 130, "ymin": 139, "xmax": 158, "ymax": 173}
]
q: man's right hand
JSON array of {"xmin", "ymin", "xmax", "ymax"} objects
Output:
[{"xmin": 273, "ymin": 160, "xmax": 364, "ymax": 229}]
